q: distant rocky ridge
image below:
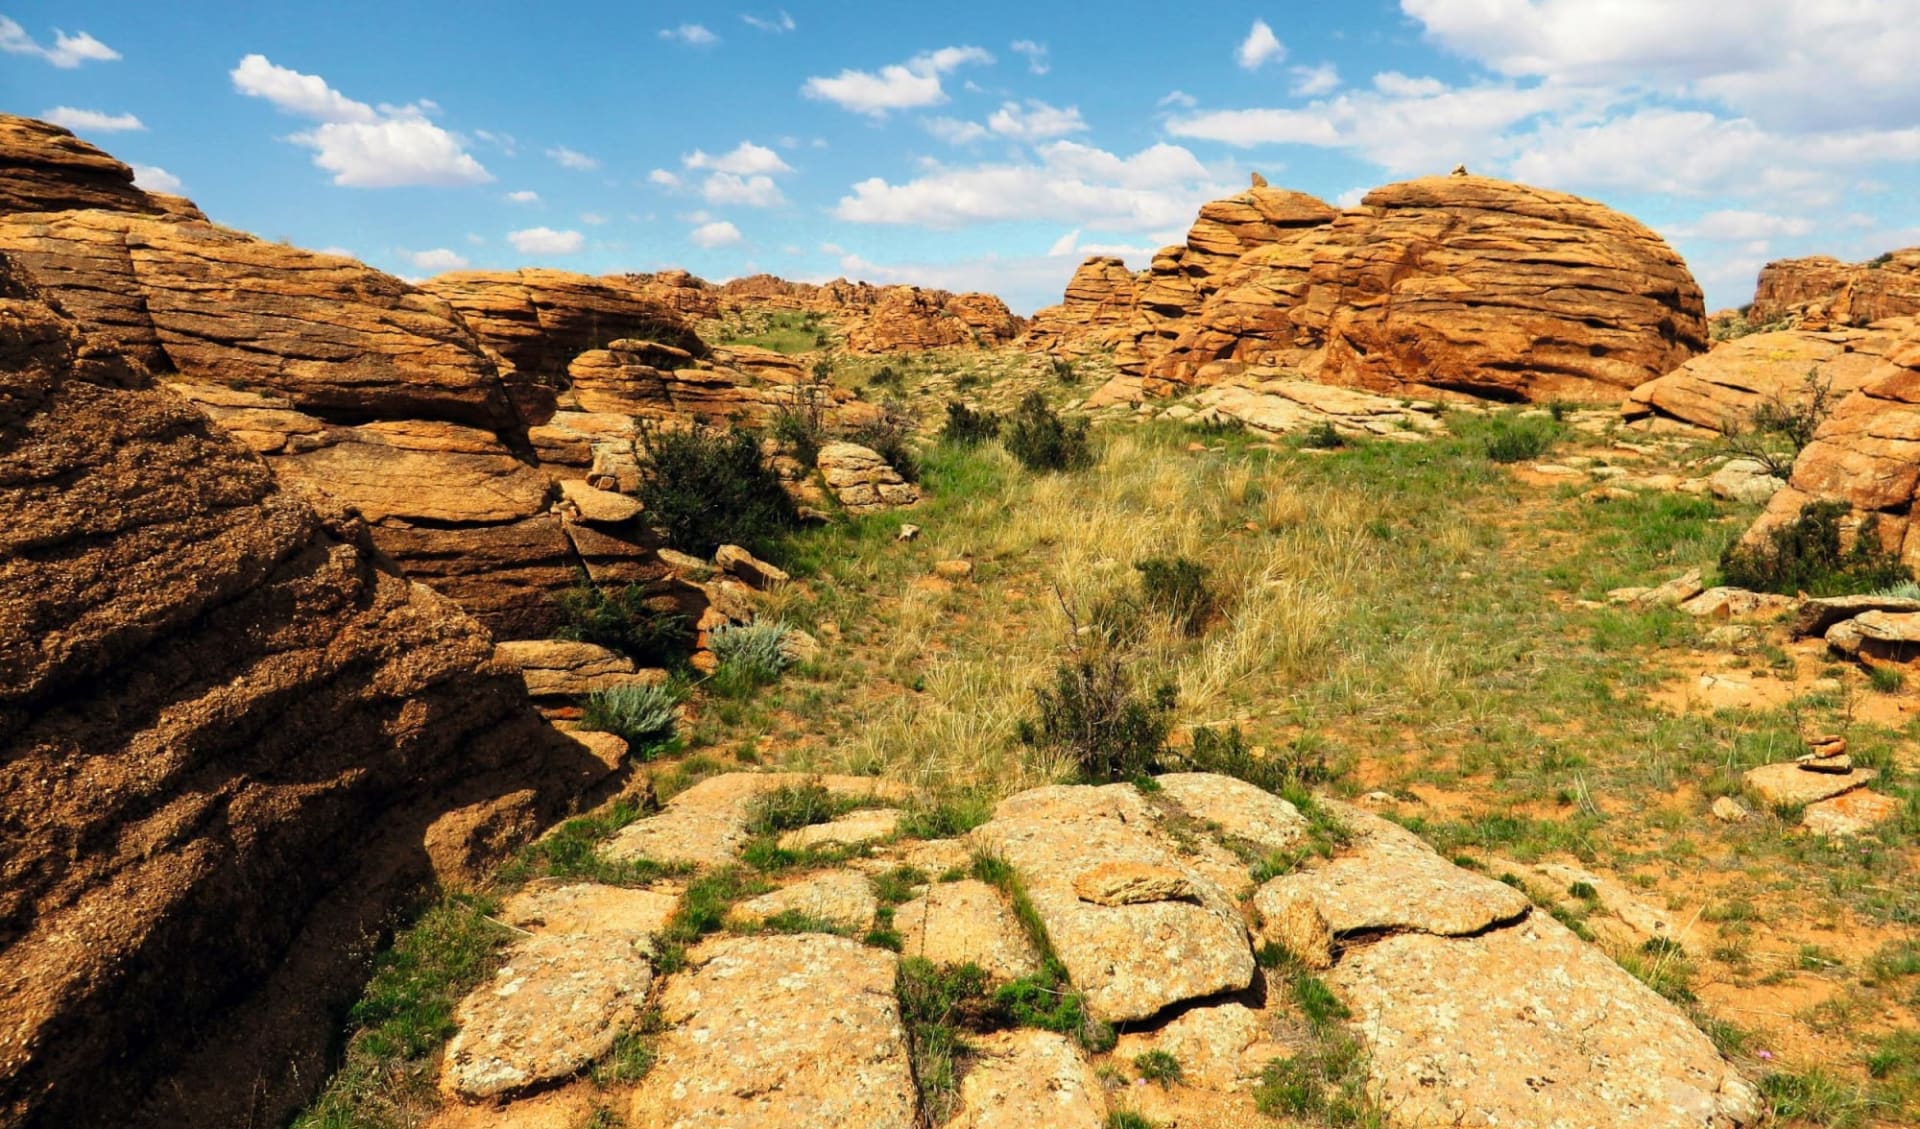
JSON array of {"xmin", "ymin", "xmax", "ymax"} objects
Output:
[
  {"xmin": 627, "ymin": 269, "xmax": 1023, "ymax": 354},
  {"xmin": 1028, "ymin": 173, "xmax": 1708, "ymax": 405},
  {"xmin": 1748, "ymin": 248, "xmax": 1920, "ymax": 329},
  {"xmin": 0, "ymin": 250, "xmax": 613, "ymax": 1129}
]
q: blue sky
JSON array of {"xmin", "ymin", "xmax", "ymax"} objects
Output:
[{"xmin": 4, "ymin": 1, "xmax": 1918, "ymax": 313}]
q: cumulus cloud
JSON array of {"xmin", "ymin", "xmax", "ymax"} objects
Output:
[
  {"xmin": 1011, "ymin": 40, "xmax": 1050, "ymax": 75},
  {"xmin": 508, "ymin": 226, "xmax": 584, "ymax": 254},
  {"xmin": 924, "ymin": 117, "xmax": 990, "ymax": 145},
  {"xmin": 1289, "ymin": 63, "xmax": 1341, "ymax": 97},
  {"xmin": 1158, "ymin": 90, "xmax": 1199, "ymax": 110},
  {"xmin": 547, "ymin": 145, "xmax": 599, "ymax": 170},
  {"xmin": 986, "ymin": 100, "xmax": 1088, "ymax": 141},
  {"xmin": 506, "ymin": 189, "xmax": 541, "ymax": 203},
  {"xmin": 230, "ymin": 54, "xmax": 490, "ymax": 187},
  {"xmin": 742, "ymin": 10, "xmax": 795, "ymax": 33},
  {"xmin": 802, "ymin": 46, "xmax": 993, "ymax": 116},
  {"xmin": 833, "ymin": 140, "xmax": 1230, "ymax": 232},
  {"xmin": 701, "ymin": 173, "xmax": 785, "ymax": 207},
  {"xmin": 684, "ymin": 142, "xmax": 792, "ymax": 175},
  {"xmin": 647, "ymin": 169, "xmax": 682, "ymax": 188},
  {"xmin": 690, "ymin": 220, "xmax": 743, "ymax": 248},
  {"xmin": 0, "ymin": 17, "xmax": 119, "ymax": 67},
  {"xmin": 132, "ymin": 165, "xmax": 182, "ymax": 194},
  {"xmin": 580, "ymin": 211, "xmax": 608, "ymax": 225},
  {"xmin": 1235, "ymin": 19, "xmax": 1285, "ymax": 70},
  {"xmin": 405, "ymin": 247, "xmax": 469, "ymax": 272},
  {"xmin": 42, "ymin": 107, "xmax": 144, "ymax": 132},
  {"xmin": 660, "ymin": 23, "xmax": 719, "ymax": 46},
  {"xmin": 1668, "ymin": 210, "xmax": 1816, "ymax": 241}
]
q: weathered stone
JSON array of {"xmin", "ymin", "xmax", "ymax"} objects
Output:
[
  {"xmin": 442, "ymin": 933, "xmax": 652, "ymax": 1099},
  {"xmin": 818, "ymin": 442, "xmax": 921, "ymax": 514},
  {"xmin": 493, "ymin": 640, "xmax": 665, "ymax": 698},
  {"xmin": 1634, "ymin": 568, "xmax": 1707, "ymax": 608},
  {"xmin": 1151, "ymin": 772, "xmax": 1310, "ymax": 855},
  {"xmin": 893, "ymin": 880, "xmax": 1042, "ymax": 982},
  {"xmin": 1711, "ymin": 796, "xmax": 1753, "ymax": 823},
  {"xmin": 0, "ymin": 114, "xmax": 178, "ymax": 216},
  {"xmin": 1113, "ymin": 1003, "xmax": 1265, "ymax": 1090},
  {"xmin": 730, "ymin": 871, "xmax": 878, "ymax": 933},
  {"xmin": 630, "ymin": 934, "xmax": 916, "ymax": 1129},
  {"xmin": 1073, "ymin": 861, "xmax": 1195, "ymax": 906},
  {"xmin": 1743, "ymin": 762, "xmax": 1877, "ymax": 808},
  {"xmin": 1750, "ymin": 250, "xmax": 1920, "ymax": 328},
  {"xmin": 933, "ymin": 559, "xmax": 974, "ymax": 580},
  {"xmin": 1681, "ymin": 587, "xmax": 1794, "ymax": 621},
  {"xmin": 559, "ymin": 478, "xmax": 642, "ymax": 524},
  {"xmin": 1792, "ymin": 593, "xmax": 1920, "ymax": 638},
  {"xmin": 1185, "ymin": 379, "xmax": 1444, "ymax": 439},
  {"xmin": 777, "ymin": 808, "xmax": 902, "ymax": 850},
  {"xmin": 1021, "ymin": 256, "xmax": 1142, "ymax": 356},
  {"xmin": 939, "ymin": 1029, "xmax": 1106, "ymax": 1129},
  {"xmin": 1802, "ymin": 790, "xmax": 1903, "ymax": 836},
  {"xmin": 970, "ymin": 783, "xmax": 1253, "ymax": 1022},
  {"xmin": 602, "ymin": 773, "xmax": 909, "ymax": 868},
  {"xmin": 500, "ymin": 882, "xmax": 680, "ymax": 941},
  {"xmin": 1623, "ymin": 324, "xmax": 1907, "ymax": 432},
  {"xmin": 716, "ymin": 543, "xmax": 790, "ymax": 589},
  {"xmin": 1330, "ymin": 913, "xmax": 1761, "ymax": 1128}
]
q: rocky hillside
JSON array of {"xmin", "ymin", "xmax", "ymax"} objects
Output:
[
  {"xmin": 0, "ymin": 250, "xmax": 614, "ymax": 1129},
  {"xmin": 1029, "ymin": 172, "xmax": 1706, "ymax": 405},
  {"xmin": 1749, "ymin": 249, "xmax": 1920, "ymax": 328}
]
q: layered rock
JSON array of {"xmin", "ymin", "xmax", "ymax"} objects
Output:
[
  {"xmin": 1750, "ymin": 249, "xmax": 1920, "ymax": 328},
  {"xmin": 0, "ymin": 254, "xmax": 605, "ymax": 1128},
  {"xmin": 0, "ymin": 115, "xmax": 185, "ymax": 217},
  {"xmin": 1623, "ymin": 320, "xmax": 1912, "ymax": 432},
  {"xmin": 716, "ymin": 273, "xmax": 1022, "ymax": 353},
  {"xmin": 1021, "ymin": 256, "xmax": 1143, "ymax": 356},
  {"xmin": 623, "ymin": 267, "xmax": 722, "ymax": 320}
]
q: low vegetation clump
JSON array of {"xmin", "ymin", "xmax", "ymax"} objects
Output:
[
  {"xmin": 1135, "ymin": 1049, "xmax": 1184, "ymax": 1087},
  {"xmin": 1478, "ymin": 415, "xmax": 1559, "ymax": 463},
  {"xmin": 493, "ymin": 799, "xmax": 686, "ymax": 889},
  {"xmin": 636, "ymin": 423, "xmax": 798, "ymax": 558},
  {"xmin": 707, "ymin": 620, "xmax": 797, "ymax": 697},
  {"xmin": 770, "ymin": 375, "xmax": 834, "ymax": 466},
  {"xmin": 897, "ymin": 958, "xmax": 993, "ymax": 1121},
  {"xmin": 554, "ymin": 579, "xmax": 692, "ymax": 666},
  {"xmin": 941, "ymin": 399, "xmax": 1002, "ymax": 446},
  {"xmin": 743, "ymin": 780, "xmax": 850, "ymax": 835},
  {"xmin": 1183, "ymin": 725, "xmax": 1333, "ymax": 796},
  {"xmin": 1724, "ymin": 368, "xmax": 1837, "ymax": 477},
  {"xmin": 1134, "ymin": 555, "xmax": 1217, "ymax": 636},
  {"xmin": 1003, "ymin": 391, "xmax": 1094, "ymax": 472},
  {"xmin": 1719, "ymin": 499, "xmax": 1912, "ymax": 596},
  {"xmin": 843, "ymin": 398, "xmax": 922, "ymax": 483},
  {"xmin": 1018, "ymin": 649, "xmax": 1176, "ymax": 784},
  {"xmin": 580, "ymin": 682, "xmax": 681, "ymax": 752},
  {"xmin": 1299, "ymin": 421, "xmax": 1345, "ymax": 449}
]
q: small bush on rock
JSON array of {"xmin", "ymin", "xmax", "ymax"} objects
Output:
[
  {"xmin": 708, "ymin": 620, "xmax": 797, "ymax": 697},
  {"xmin": 1135, "ymin": 556, "xmax": 1216, "ymax": 636},
  {"xmin": 844, "ymin": 398, "xmax": 922, "ymax": 483},
  {"xmin": 1720, "ymin": 499, "xmax": 1912, "ymax": 596},
  {"xmin": 636, "ymin": 423, "xmax": 798, "ymax": 558},
  {"xmin": 1018, "ymin": 651, "xmax": 1176, "ymax": 784},
  {"xmin": 1183, "ymin": 725, "xmax": 1334, "ymax": 795},
  {"xmin": 1004, "ymin": 392, "xmax": 1094, "ymax": 472},
  {"xmin": 554, "ymin": 579, "xmax": 692, "ymax": 666},
  {"xmin": 941, "ymin": 400, "xmax": 1002, "ymax": 446},
  {"xmin": 580, "ymin": 683, "xmax": 681, "ymax": 752},
  {"xmin": 1480, "ymin": 416, "xmax": 1558, "ymax": 464}
]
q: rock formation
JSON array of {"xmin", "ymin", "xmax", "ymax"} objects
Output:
[
  {"xmin": 1034, "ymin": 174, "xmax": 1708, "ymax": 406},
  {"xmin": 1021, "ymin": 256, "xmax": 1143, "ymax": 356},
  {"xmin": 1623, "ymin": 319, "xmax": 1914, "ymax": 432},
  {"xmin": 1750, "ymin": 249, "xmax": 1920, "ymax": 328},
  {"xmin": 0, "ymin": 115, "xmax": 195, "ymax": 217},
  {"xmin": 623, "ymin": 268, "xmax": 723, "ymax": 319},
  {"xmin": 0, "ymin": 252, "xmax": 608, "ymax": 1128},
  {"xmin": 714, "ymin": 273, "xmax": 1022, "ymax": 353}
]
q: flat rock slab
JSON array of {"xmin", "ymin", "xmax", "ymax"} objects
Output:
[
  {"xmin": 603, "ymin": 773, "xmax": 909, "ymax": 868},
  {"xmin": 1113, "ymin": 1002, "xmax": 1266, "ymax": 1090},
  {"xmin": 1331, "ymin": 914, "xmax": 1761, "ymax": 1128},
  {"xmin": 1742, "ymin": 762, "xmax": 1877, "ymax": 809},
  {"xmin": 894, "ymin": 879, "xmax": 1041, "ymax": 981},
  {"xmin": 1792, "ymin": 594, "xmax": 1920, "ymax": 639},
  {"xmin": 494, "ymin": 639, "xmax": 662, "ymax": 698},
  {"xmin": 1151, "ymin": 772, "xmax": 1309, "ymax": 855},
  {"xmin": 501, "ymin": 882, "xmax": 680, "ymax": 941},
  {"xmin": 778, "ymin": 808, "xmax": 902, "ymax": 850},
  {"xmin": 442, "ymin": 933, "xmax": 652, "ymax": 1099},
  {"xmin": 971, "ymin": 782, "xmax": 1253, "ymax": 1023},
  {"xmin": 630, "ymin": 934, "xmax": 915, "ymax": 1129},
  {"xmin": 1254, "ymin": 805, "xmax": 1530, "ymax": 967},
  {"xmin": 1803, "ymin": 790, "xmax": 1904, "ymax": 836},
  {"xmin": 730, "ymin": 870, "xmax": 877, "ymax": 932},
  {"xmin": 940, "ymin": 1029, "xmax": 1106, "ymax": 1129}
]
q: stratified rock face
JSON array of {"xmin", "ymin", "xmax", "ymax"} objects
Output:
[
  {"xmin": 421, "ymin": 268, "xmax": 707, "ymax": 397},
  {"xmin": 1737, "ymin": 321, "xmax": 1920, "ymax": 572},
  {"xmin": 1751, "ymin": 250, "xmax": 1920, "ymax": 328},
  {"xmin": 0, "ymin": 255, "xmax": 603, "ymax": 1129},
  {"xmin": 1299, "ymin": 176, "xmax": 1707, "ymax": 401},
  {"xmin": 1623, "ymin": 321, "xmax": 1912, "ymax": 432},
  {"xmin": 1144, "ymin": 229, "xmax": 1334, "ymax": 388},
  {"xmin": 1022, "ymin": 256, "xmax": 1143, "ymax": 355},
  {"xmin": 0, "ymin": 115, "xmax": 175, "ymax": 216},
  {"xmin": 624, "ymin": 267, "xmax": 722, "ymax": 319},
  {"xmin": 716, "ymin": 273, "xmax": 1022, "ymax": 354}
]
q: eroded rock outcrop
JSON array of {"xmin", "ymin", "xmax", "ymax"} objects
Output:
[
  {"xmin": 0, "ymin": 254, "xmax": 604, "ymax": 1128},
  {"xmin": 715, "ymin": 273, "xmax": 1022, "ymax": 354},
  {"xmin": 1623, "ymin": 320, "xmax": 1913, "ymax": 433},
  {"xmin": 0, "ymin": 116, "xmax": 186, "ymax": 217},
  {"xmin": 1750, "ymin": 249, "xmax": 1920, "ymax": 328},
  {"xmin": 1021, "ymin": 256, "xmax": 1142, "ymax": 356}
]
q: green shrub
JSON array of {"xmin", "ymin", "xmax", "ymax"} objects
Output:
[
  {"xmin": 1299, "ymin": 421, "xmax": 1345, "ymax": 449},
  {"xmin": 1018, "ymin": 653, "xmax": 1176, "ymax": 784},
  {"xmin": 844, "ymin": 399, "xmax": 922, "ymax": 483},
  {"xmin": 991, "ymin": 968, "xmax": 1114, "ymax": 1050},
  {"xmin": 744, "ymin": 780, "xmax": 845, "ymax": 835},
  {"xmin": 1135, "ymin": 1049, "xmax": 1184, "ymax": 1087},
  {"xmin": 1481, "ymin": 417, "xmax": 1558, "ymax": 464},
  {"xmin": 1720, "ymin": 499, "xmax": 1911, "ymax": 596},
  {"xmin": 1003, "ymin": 391, "xmax": 1094, "ymax": 472},
  {"xmin": 636, "ymin": 423, "xmax": 798, "ymax": 558},
  {"xmin": 554, "ymin": 580, "xmax": 692, "ymax": 666},
  {"xmin": 870, "ymin": 365, "xmax": 903, "ymax": 389},
  {"xmin": 1182, "ymin": 725, "xmax": 1332, "ymax": 794},
  {"xmin": 770, "ymin": 375, "xmax": 834, "ymax": 466},
  {"xmin": 898, "ymin": 958, "xmax": 993, "ymax": 1122},
  {"xmin": 708, "ymin": 620, "xmax": 796, "ymax": 697},
  {"xmin": 941, "ymin": 400, "xmax": 1002, "ymax": 446},
  {"xmin": 1135, "ymin": 556, "xmax": 1216, "ymax": 636},
  {"xmin": 1050, "ymin": 357, "xmax": 1077, "ymax": 383},
  {"xmin": 580, "ymin": 682, "xmax": 681, "ymax": 752},
  {"xmin": 1253, "ymin": 1034, "xmax": 1380, "ymax": 1127}
]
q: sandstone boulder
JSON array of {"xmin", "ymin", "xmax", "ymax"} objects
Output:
[
  {"xmin": 1022, "ymin": 256, "xmax": 1143, "ymax": 356},
  {"xmin": 492, "ymin": 640, "xmax": 666, "ymax": 698},
  {"xmin": 602, "ymin": 773, "xmax": 909, "ymax": 868},
  {"xmin": 1743, "ymin": 762, "xmax": 1877, "ymax": 808},
  {"xmin": 893, "ymin": 880, "xmax": 1042, "ymax": 981},
  {"xmin": 941, "ymin": 1029, "xmax": 1106, "ymax": 1129},
  {"xmin": 730, "ymin": 871, "xmax": 878, "ymax": 932},
  {"xmin": 818, "ymin": 442, "xmax": 921, "ymax": 514},
  {"xmin": 1622, "ymin": 322, "xmax": 1909, "ymax": 432},
  {"xmin": 1751, "ymin": 249, "xmax": 1920, "ymax": 328},
  {"xmin": 0, "ymin": 114, "xmax": 178, "ymax": 216}
]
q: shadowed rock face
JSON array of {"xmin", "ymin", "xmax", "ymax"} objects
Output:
[
  {"xmin": 1751, "ymin": 249, "xmax": 1920, "ymax": 328},
  {"xmin": 0, "ymin": 116, "xmax": 188, "ymax": 217},
  {"xmin": 0, "ymin": 253, "xmax": 607, "ymax": 1129}
]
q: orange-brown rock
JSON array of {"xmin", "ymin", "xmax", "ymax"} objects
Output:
[
  {"xmin": 718, "ymin": 273, "xmax": 1021, "ymax": 353},
  {"xmin": 1737, "ymin": 320, "xmax": 1920, "ymax": 572},
  {"xmin": 1293, "ymin": 176, "xmax": 1706, "ymax": 401},
  {"xmin": 623, "ymin": 267, "xmax": 722, "ymax": 319},
  {"xmin": 0, "ymin": 115, "xmax": 177, "ymax": 217},
  {"xmin": 1144, "ymin": 226, "xmax": 1336, "ymax": 388},
  {"xmin": 1623, "ymin": 321, "xmax": 1913, "ymax": 431},
  {"xmin": 1751, "ymin": 250, "xmax": 1920, "ymax": 328},
  {"xmin": 0, "ymin": 253, "xmax": 606, "ymax": 1129},
  {"xmin": 1022, "ymin": 256, "xmax": 1143, "ymax": 355}
]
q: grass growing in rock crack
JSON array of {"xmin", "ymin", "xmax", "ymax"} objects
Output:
[{"xmin": 493, "ymin": 798, "xmax": 691, "ymax": 889}]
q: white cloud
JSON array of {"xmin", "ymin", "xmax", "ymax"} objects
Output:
[
  {"xmin": 924, "ymin": 117, "xmax": 990, "ymax": 145},
  {"xmin": 1047, "ymin": 229, "xmax": 1080, "ymax": 256},
  {"xmin": 833, "ymin": 140, "xmax": 1230, "ymax": 232},
  {"xmin": 802, "ymin": 45, "xmax": 993, "ymax": 116},
  {"xmin": 547, "ymin": 145, "xmax": 599, "ymax": 171},
  {"xmin": 660, "ymin": 23, "xmax": 719, "ymax": 46},
  {"xmin": 742, "ymin": 10, "xmax": 795, "ymax": 32},
  {"xmin": 1011, "ymin": 39, "xmax": 1050, "ymax": 75},
  {"xmin": 580, "ymin": 212, "xmax": 608, "ymax": 225},
  {"xmin": 0, "ymin": 17, "xmax": 120, "ymax": 67},
  {"xmin": 986, "ymin": 100, "xmax": 1088, "ymax": 141},
  {"xmin": 701, "ymin": 173, "xmax": 786, "ymax": 207},
  {"xmin": 132, "ymin": 165, "xmax": 183, "ymax": 194},
  {"xmin": 230, "ymin": 54, "xmax": 490, "ymax": 187},
  {"xmin": 1289, "ymin": 63, "xmax": 1341, "ymax": 97},
  {"xmin": 508, "ymin": 226, "xmax": 585, "ymax": 254},
  {"xmin": 473, "ymin": 129, "xmax": 517, "ymax": 156},
  {"xmin": 465, "ymin": 233, "xmax": 487, "ymax": 245},
  {"xmin": 506, "ymin": 189, "xmax": 541, "ymax": 203},
  {"xmin": 42, "ymin": 107, "xmax": 144, "ymax": 132},
  {"xmin": 690, "ymin": 220, "xmax": 743, "ymax": 248},
  {"xmin": 684, "ymin": 142, "xmax": 792, "ymax": 175},
  {"xmin": 1235, "ymin": 19, "xmax": 1285, "ymax": 70},
  {"xmin": 647, "ymin": 169, "xmax": 682, "ymax": 188},
  {"xmin": 1334, "ymin": 186, "xmax": 1368, "ymax": 208},
  {"xmin": 405, "ymin": 247, "xmax": 469, "ymax": 272},
  {"xmin": 1158, "ymin": 90, "xmax": 1198, "ymax": 110}
]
